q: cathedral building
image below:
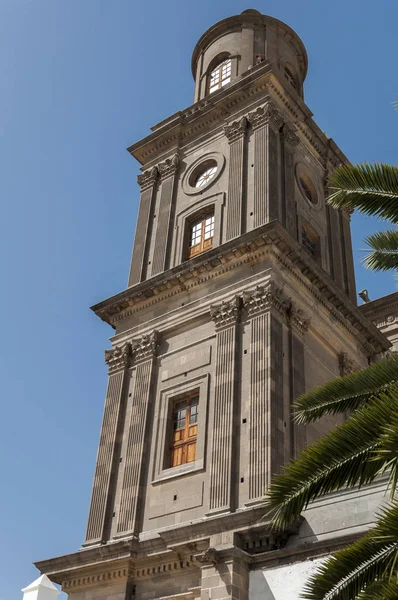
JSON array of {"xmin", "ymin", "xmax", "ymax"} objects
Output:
[{"xmin": 35, "ymin": 9, "xmax": 398, "ymax": 600}]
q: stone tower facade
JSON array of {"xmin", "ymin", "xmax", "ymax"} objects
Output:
[{"xmin": 36, "ymin": 9, "xmax": 391, "ymax": 600}]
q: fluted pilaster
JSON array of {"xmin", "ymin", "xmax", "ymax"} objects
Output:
[
  {"xmin": 209, "ymin": 297, "xmax": 240, "ymax": 512},
  {"xmin": 224, "ymin": 118, "xmax": 247, "ymax": 241}
]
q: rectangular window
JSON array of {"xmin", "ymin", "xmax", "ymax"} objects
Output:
[
  {"xmin": 188, "ymin": 213, "xmax": 214, "ymax": 258},
  {"xmin": 301, "ymin": 224, "xmax": 320, "ymax": 262},
  {"xmin": 170, "ymin": 393, "xmax": 199, "ymax": 467}
]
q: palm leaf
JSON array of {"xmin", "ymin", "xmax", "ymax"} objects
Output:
[
  {"xmin": 267, "ymin": 392, "xmax": 398, "ymax": 530},
  {"xmin": 301, "ymin": 502, "xmax": 398, "ymax": 600},
  {"xmin": 327, "ymin": 164, "xmax": 398, "ymax": 224},
  {"xmin": 294, "ymin": 357, "xmax": 398, "ymax": 424},
  {"xmin": 363, "ymin": 230, "xmax": 398, "ymax": 272},
  {"xmin": 357, "ymin": 579, "xmax": 398, "ymax": 600}
]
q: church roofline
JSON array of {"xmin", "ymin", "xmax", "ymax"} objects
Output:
[
  {"xmin": 126, "ymin": 65, "xmax": 347, "ymax": 170},
  {"xmin": 90, "ymin": 220, "xmax": 389, "ymax": 355}
]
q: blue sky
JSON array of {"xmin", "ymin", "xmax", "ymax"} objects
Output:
[{"xmin": 0, "ymin": 1, "xmax": 397, "ymax": 598}]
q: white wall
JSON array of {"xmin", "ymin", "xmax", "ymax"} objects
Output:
[{"xmin": 249, "ymin": 558, "xmax": 325, "ymax": 600}]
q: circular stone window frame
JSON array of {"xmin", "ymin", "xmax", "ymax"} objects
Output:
[
  {"xmin": 295, "ymin": 163, "xmax": 322, "ymax": 210},
  {"xmin": 182, "ymin": 152, "xmax": 225, "ymax": 196}
]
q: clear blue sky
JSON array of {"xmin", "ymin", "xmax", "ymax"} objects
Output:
[{"xmin": 0, "ymin": 1, "xmax": 397, "ymax": 598}]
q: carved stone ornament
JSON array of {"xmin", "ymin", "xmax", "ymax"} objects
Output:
[
  {"xmin": 338, "ymin": 352, "xmax": 357, "ymax": 377},
  {"xmin": 137, "ymin": 166, "xmax": 159, "ymax": 190},
  {"xmin": 289, "ymin": 302, "xmax": 311, "ymax": 337},
  {"xmin": 243, "ymin": 282, "xmax": 290, "ymax": 318},
  {"xmin": 158, "ymin": 153, "xmax": 180, "ymax": 179},
  {"xmin": 210, "ymin": 296, "xmax": 241, "ymax": 329},
  {"xmin": 247, "ymin": 103, "xmax": 284, "ymax": 131},
  {"xmin": 105, "ymin": 342, "xmax": 131, "ymax": 374},
  {"xmin": 196, "ymin": 547, "xmax": 219, "ymax": 566},
  {"xmin": 283, "ymin": 122, "xmax": 300, "ymax": 147},
  {"xmin": 224, "ymin": 116, "xmax": 247, "ymax": 143},
  {"xmin": 132, "ymin": 330, "xmax": 158, "ymax": 362}
]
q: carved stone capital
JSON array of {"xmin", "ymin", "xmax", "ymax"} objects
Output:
[
  {"xmin": 105, "ymin": 342, "xmax": 131, "ymax": 374},
  {"xmin": 283, "ymin": 123, "xmax": 300, "ymax": 147},
  {"xmin": 289, "ymin": 303, "xmax": 310, "ymax": 337},
  {"xmin": 243, "ymin": 282, "xmax": 290, "ymax": 318},
  {"xmin": 210, "ymin": 296, "xmax": 241, "ymax": 329},
  {"xmin": 247, "ymin": 103, "xmax": 284, "ymax": 131},
  {"xmin": 132, "ymin": 330, "xmax": 158, "ymax": 362},
  {"xmin": 137, "ymin": 166, "xmax": 159, "ymax": 190},
  {"xmin": 158, "ymin": 153, "xmax": 179, "ymax": 179},
  {"xmin": 224, "ymin": 116, "xmax": 247, "ymax": 143},
  {"xmin": 339, "ymin": 352, "xmax": 357, "ymax": 377}
]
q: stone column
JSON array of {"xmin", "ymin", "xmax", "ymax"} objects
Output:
[
  {"xmin": 116, "ymin": 331, "xmax": 158, "ymax": 536},
  {"xmin": 208, "ymin": 297, "xmax": 240, "ymax": 513},
  {"xmin": 288, "ymin": 304, "xmax": 310, "ymax": 457},
  {"xmin": 282, "ymin": 123, "xmax": 299, "ymax": 238},
  {"xmin": 151, "ymin": 154, "xmax": 179, "ymax": 276},
  {"xmin": 242, "ymin": 283, "xmax": 290, "ymax": 501},
  {"xmin": 128, "ymin": 167, "xmax": 159, "ymax": 286},
  {"xmin": 224, "ymin": 117, "xmax": 247, "ymax": 241},
  {"xmin": 247, "ymin": 102, "xmax": 283, "ymax": 227},
  {"xmin": 199, "ymin": 544, "xmax": 249, "ymax": 600},
  {"xmin": 84, "ymin": 343, "xmax": 131, "ymax": 545}
]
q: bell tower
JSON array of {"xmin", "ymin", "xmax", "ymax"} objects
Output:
[{"xmin": 36, "ymin": 9, "xmax": 389, "ymax": 600}]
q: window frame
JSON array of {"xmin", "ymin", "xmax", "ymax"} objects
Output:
[
  {"xmin": 169, "ymin": 392, "xmax": 199, "ymax": 467},
  {"xmin": 208, "ymin": 58, "xmax": 232, "ymax": 94},
  {"xmin": 187, "ymin": 212, "xmax": 215, "ymax": 258},
  {"xmin": 152, "ymin": 374, "xmax": 210, "ymax": 484}
]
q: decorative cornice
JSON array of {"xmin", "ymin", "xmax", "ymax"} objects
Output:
[
  {"xmin": 289, "ymin": 302, "xmax": 311, "ymax": 337},
  {"xmin": 338, "ymin": 352, "xmax": 358, "ymax": 377},
  {"xmin": 92, "ymin": 222, "xmax": 389, "ymax": 357},
  {"xmin": 158, "ymin": 153, "xmax": 179, "ymax": 179},
  {"xmin": 132, "ymin": 330, "xmax": 158, "ymax": 362},
  {"xmin": 223, "ymin": 116, "xmax": 247, "ymax": 143},
  {"xmin": 105, "ymin": 342, "xmax": 131, "ymax": 374},
  {"xmin": 210, "ymin": 296, "xmax": 241, "ymax": 329},
  {"xmin": 243, "ymin": 283, "xmax": 290, "ymax": 319},
  {"xmin": 137, "ymin": 166, "xmax": 159, "ymax": 190},
  {"xmin": 247, "ymin": 102, "xmax": 284, "ymax": 131},
  {"xmin": 283, "ymin": 122, "xmax": 300, "ymax": 147},
  {"xmin": 62, "ymin": 562, "xmax": 134, "ymax": 591}
]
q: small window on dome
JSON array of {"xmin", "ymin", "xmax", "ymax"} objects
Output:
[
  {"xmin": 284, "ymin": 66, "xmax": 297, "ymax": 90},
  {"xmin": 209, "ymin": 59, "xmax": 232, "ymax": 94}
]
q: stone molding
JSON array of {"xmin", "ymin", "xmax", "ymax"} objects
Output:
[
  {"xmin": 132, "ymin": 330, "xmax": 158, "ymax": 362},
  {"xmin": 210, "ymin": 296, "xmax": 241, "ymax": 329},
  {"xmin": 338, "ymin": 352, "xmax": 358, "ymax": 377},
  {"xmin": 158, "ymin": 153, "xmax": 180, "ymax": 179},
  {"xmin": 104, "ymin": 342, "xmax": 131, "ymax": 374},
  {"xmin": 283, "ymin": 122, "xmax": 300, "ymax": 147},
  {"xmin": 137, "ymin": 166, "xmax": 159, "ymax": 191},
  {"xmin": 289, "ymin": 302, "xmax": 311, "ymax": 337},
  {"xmin": 247, "ymin": 103, "xmax": 284, "ymax": 131},
  {"xmin": 242, "ymin": 283, "xmax": 290, "ymax": 319},
  {"xmin": 93, "ymin": 222, "xmax": 389, "ymax": 357},
  {"xmin": 62, "ymin": 563, "xmax": 134, "ymax": 591},
  {"xmin": 224, "ymin": 116, "xmax": 247, "ymax": 143}
]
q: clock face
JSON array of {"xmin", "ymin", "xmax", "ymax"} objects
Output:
[{"xmin": 195, "ymin": 165, "xmax": 218, "ymax": 188}]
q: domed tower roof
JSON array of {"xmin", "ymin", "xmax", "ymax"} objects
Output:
[{"xmin": 191, "ymin": 9, "xmax": 308, "ymax": 101}]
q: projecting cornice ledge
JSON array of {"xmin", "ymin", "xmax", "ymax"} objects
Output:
[{"xmin": 91, "ymin": 221, "xmax": 389, "ymax": 357}]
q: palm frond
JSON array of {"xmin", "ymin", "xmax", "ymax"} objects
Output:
[
  {"xmin": 294, "ymin": 356, "xmax": 398, "ymax": 424},
  {"xmin": 363, "ymin": 230, "xmax": 398, "ymax": 272},
  {"xmin": 267, "ymin": 392, "xmax": 398, "ymax": 530},
  {"xmin": 357, "ymin": 579, "xmax": 398, "ymax": 600},
  {"xmin": 327, "ymin": 164, "xmax": 398, "ymax": 224},
  {"xmin": 301, "ymin": 503, "xmax": 398, "ymax": 600}
]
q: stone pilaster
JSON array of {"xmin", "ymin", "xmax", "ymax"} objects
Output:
[
  {"xmin": 128, "ymin": 167, "xmax": 159, "ymax": 286},
  {"xmin": 282, "ymin": 122, "xmax": 299, "ymax": 238},
  {"xmin": 199, "ymin": 545, "xmax": 249, "ymax": 600},
  {"xmin": 84, "ymin": 343, "xmax": 132, "ymax": 545},
  {"xmin": 116, "ymin": 331, "xmax": 158, "ymax": 536},
  {"xmin": 247, "ymin": 102, "xmax": 284, "ymax": 227},
  {"xmin": 208, "ymin": 297, "xmax": 240, "ymax": 512},
  {"xmin": 243, "ymin": 284, "xmax": 289, "ymax": 500},
  {"xmin": 151, "ymin": 154, "xmax": 179, "ymax": 276},
  {"xmin": 224, "ymin": 117, "xmax": 247, "ymax": 241}
]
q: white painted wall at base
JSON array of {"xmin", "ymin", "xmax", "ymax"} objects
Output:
[{"xmin": 249, "ymin": 558, "xmax": 325, "ymax": 600}]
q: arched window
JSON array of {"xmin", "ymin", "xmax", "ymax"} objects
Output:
[{"xmin": 208, "ymin": 58, "xmax": 232, "ymax": 94}]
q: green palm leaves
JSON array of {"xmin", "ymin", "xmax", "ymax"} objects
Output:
[{"xmin": 328, "ymin": 164, "xmax": 398, "ymax": 272}]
